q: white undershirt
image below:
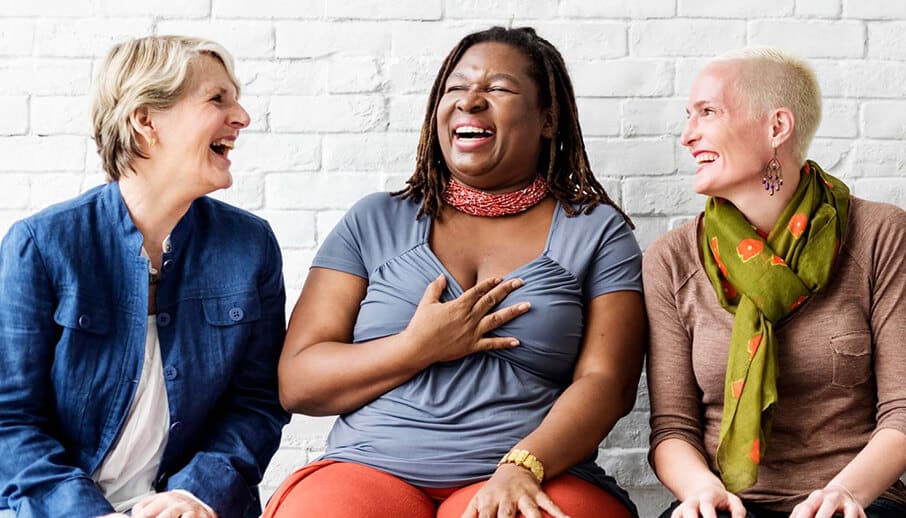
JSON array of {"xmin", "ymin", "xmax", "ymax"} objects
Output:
[{"xmin": 91, "ymin": 315, "xmax": 170, "ymax": 512}]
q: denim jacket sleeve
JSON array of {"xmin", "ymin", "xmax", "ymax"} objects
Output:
[
  {"xmin": 163, "ymin": 224, "xmax": 290, "ymax": 518},
  {"xmin": 0, "ymin": 221, "xmax": 115, "ymax": 517}
]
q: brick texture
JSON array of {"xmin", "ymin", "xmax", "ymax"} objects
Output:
[{"xmin": 3, "ymin": 2, "xmax": 906, "ymax": 511}]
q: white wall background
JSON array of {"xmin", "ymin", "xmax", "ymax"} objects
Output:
[{"xmin": 3, "ymin": 1, "xmax": 906, "ymax": 515}]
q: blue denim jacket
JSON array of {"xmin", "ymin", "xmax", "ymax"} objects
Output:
[{"xmin": 0, "ymin": 183, "xmax": 289, "ymax": 518}]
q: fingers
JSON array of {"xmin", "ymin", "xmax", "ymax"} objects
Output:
[
  {"xmin": 535, "ymin": 491, "xmax": 570, "ymax": 518},
  {"xmin": 727, "ymin": 493, "xmax": 748, "ymax": 518},
  {"xmin": 474, "ymin": 278, "xmax": 524, "ymax": 314},
  {"xmin": 699, "ymin": 501, "xmax": 718, "ymax": 518},
  {"xmin": 419, "ymin": 274, "xmax": 448, "ymax": 305},
  {"xmin": 516, "ymin": 495, "xmax": 543, "ymax": 518},
  {"xmin": 478, "ymin": 301, "xmax": 531, "ymax": 336},
  {"xmin": 460, "ymin": 276, "xmax": 505, "ymax": 306}
]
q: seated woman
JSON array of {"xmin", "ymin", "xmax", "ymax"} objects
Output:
[
  {"xmin": 645, "ymin": 47, "xmax": 906, "ymax": 518},
  {"xmin": 0, "ymin": 36, "xmax": 289, "ymax": 518},
  {"xmin": 265, "ymin": 26, "xmax": 646, "ymax": 518}
]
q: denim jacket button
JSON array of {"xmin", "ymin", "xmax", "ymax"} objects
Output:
[
  {"xmin": 162, "ymin": 259, "xmax": 175, "ymax": 273},
  {"xmin": 78, "ymin": 314, "xmax": 91, "ymax": 329},
  {"xmin": 169, "ymin": 421, "xmax": 182, "ymax": 434},
  {"xmin": 164, "ymin": 366, "xmax": 178, "ymax": 380},
  {"xmin": 228, "ymin": 307, "xmax": 244, "ymax": 322},
  {"xmin": 157, "ymin": 312, "xmax": 171, "ymax": 327}
]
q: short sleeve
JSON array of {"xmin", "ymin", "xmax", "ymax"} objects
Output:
[
  {"xmin": 583, "ymin": 212, "xmax": 643, "ymax": 299},
  {"xmin": 311, "ymin": 205, "xmax": 368, "ymax": 279}
]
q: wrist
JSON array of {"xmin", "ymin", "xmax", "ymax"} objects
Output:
[
  {"xmin": 825, "ymin": 481, "xmax": 860, "ymax": 507},
  {"xmin": 498, "ymin": 448, "xmax": 544, "ymax": 483}
]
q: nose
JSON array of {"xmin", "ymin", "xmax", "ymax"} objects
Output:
[
  {"xmin": 231, "ymin": 101, "xmax": 251, "ymax": 129},
  {"xmin": 681, "ymin": 115, "xmax": 698, "ymax": 148},
  {"xmin": 456, "ymin": 88, "xmax": 487, "ymax": 113}
]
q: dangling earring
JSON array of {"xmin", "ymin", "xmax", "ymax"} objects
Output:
[{"xmin": 762, "ymin": 146, "xmax": 782, "ymax": 196}]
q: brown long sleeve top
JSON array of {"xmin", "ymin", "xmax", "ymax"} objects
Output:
[{"xmin": 644, "ymin": 197, "xmax": 906, "ymax": 511}]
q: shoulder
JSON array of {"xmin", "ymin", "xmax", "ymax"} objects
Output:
[
  {"xmin": 643, "ymin": 217, "xmax": 700, "ymax": 287},
  {"xmin": 193, "ymin": 196, "xmax": 274, "ymax": 236},
  {"xmin": 843, "ymin": 196, "xmax": 906, "ymax": 265},
  {"xmin": 19, "ymin": 184, "xmax": 107, "ymax": 232},
  {"xmin": 331, "ymin": 192, "xmax": 421, "ymax": 244},
  {"xmin": 5, "ymin": 185, "xmax": 109, "ymax": 255},
  {"xmin": 346, "ymin": 192, "xmax": 420, "ymax": 223}
]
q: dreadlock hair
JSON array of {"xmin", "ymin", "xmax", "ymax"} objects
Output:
[{"xmin": 393, "ymin": 26, "xmax": 632, "ymax": 227}]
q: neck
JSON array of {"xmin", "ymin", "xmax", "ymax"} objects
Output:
[
  {"xmin": 726, "ymin": 158, "xmax": 802, "ymax": 234},
  {"xmin": 118, "ymin": 167, "xmax": 193, "ymax": 248}
]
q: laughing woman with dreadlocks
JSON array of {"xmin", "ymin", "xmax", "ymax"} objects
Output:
[{"xmin": 264, "ymin": 27, "xmax": 645, "ymax": 518}]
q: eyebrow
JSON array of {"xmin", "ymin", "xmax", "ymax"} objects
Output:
[{"xmin": 447, "ymin": 71, "xmax": 521, "ymax": 83}]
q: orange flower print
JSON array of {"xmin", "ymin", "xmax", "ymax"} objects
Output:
[
  {"xmin": 788, "ymin": 213, "xmax": 808, "ymax": 239},
  {"xmin": 721, "ymin": 278, "xmax": 738, "ymax": 300},
  {"xmin": 824, "ymin": 177, "xmax": 834, "ymax": 188},
  {"xmin": 771, "ymin": 255, "xmax": 786, "ymax": 266},
  {"xmin": 747, "ymin": 334, "xmax": 762, "ymax": 359},
  {"xmin": 750, "ymin": 439, "xmax": 761, "ymax": 464},
  {"xmin": 710, "ymin": 237, "xmax": 728, "ymax": 277},
  {"xmin": 736, "ymin": 238, "xmax": 764, "ymax": 262},
  {"xmin": 791, "ymin": 294, "xmax": 808, "ymax": 310},
  {"xmin": 732, "ymin": 379, "xmax": 745, "ymax": 399},
  {"xmin": 803, "ymin": 162, "xmax": 811, "ymax": 175}
]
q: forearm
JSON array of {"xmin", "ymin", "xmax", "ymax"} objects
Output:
[
  {"xmin": 511, "ymin": 372, "xmax": 633, "ymax": 479},
  {"xmin": 279, "ymin": 330, "xmax": 428, "ymax": 416},
  {"xmin": 653, "ymin": 438, "xmax": 726, "ymax": 500},
  {"xmin": 825, "ymin": 428, "xmax": 906, "ymax": 507}
]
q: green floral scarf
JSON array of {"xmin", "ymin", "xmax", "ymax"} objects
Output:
[{"xmin": 701, "ymin": 160, "xmax": 850, "ymax": 492}]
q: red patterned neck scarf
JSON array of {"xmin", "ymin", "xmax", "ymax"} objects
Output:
[{"xmin": 442, "ymin": 176, "xmax": 548, "ymax": 217}]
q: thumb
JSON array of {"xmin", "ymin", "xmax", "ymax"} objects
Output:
[{"xmin": 419, "ymin": 274, "xmax": 447, "ymax": 305}]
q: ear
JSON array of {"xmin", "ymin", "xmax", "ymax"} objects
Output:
[
  {"xmin": 540, "ymin": 109, "xmax": 556, "ymax": 140},
  {"xmin": 768, "ymin": 107, "xmax": 795, "ymax": 149},
  {"xmin": 129, "ymin": 106, "xmax": 156, "ymax": 148}
]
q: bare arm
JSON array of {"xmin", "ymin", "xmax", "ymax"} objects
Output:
[
  {"xmin": 461, "ymin": 290, "xmax": 646, "ymax": 518},
  {"xmin": 652, "ymin": 439, "xmax": 747, "ymax": 518},
  {"xmin": 278, "ymin": 268, "xmax": 529, "ymax": 415}
]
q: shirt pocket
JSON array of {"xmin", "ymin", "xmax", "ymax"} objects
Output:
[
  {"xmin": 201, "ymin": 289, "xmax": 262, "ymax": 326},
  {"xmin": 830, "ymin": 331, "xmax": 872, "ymax": 388},
  {"xmin": 53, "ymin": 292, "xmax": 111, "ymax": 335}
]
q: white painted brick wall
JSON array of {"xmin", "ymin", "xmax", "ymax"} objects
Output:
[{"xmin": 3, "ymin": 3, "xmax": 906, "ymax": 516}]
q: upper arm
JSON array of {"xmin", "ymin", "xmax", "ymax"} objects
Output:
[
  {"xmin": 643, "ymin": 239, "xmax": 708, "ymax": 460},
  {"xmin": 573, "ymin": 291, "xmax": 646, "ymax": 407},
  {"xmin": 281, "ymin": 267, "xmax": 368, "ymax": 359},
  {"xmin": 868, "ymin": 207, "xmax": 906, "ymax": 436}
]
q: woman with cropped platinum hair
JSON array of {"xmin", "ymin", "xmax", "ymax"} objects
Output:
[
  {"xmin": 0, "ymin": 35, "xmax": 288, "ymax": 518},
  {"xmin": 645, "ymin": 46, "xmax": 906, "ymax": 518}
]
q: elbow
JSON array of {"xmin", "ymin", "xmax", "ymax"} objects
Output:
[{"xmin": 278, "ymin": 383, "xmax": 333, "ymax": 416}]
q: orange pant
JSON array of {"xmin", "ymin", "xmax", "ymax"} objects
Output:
[{"xmin": 263, "ymin": 460, "xmax": 633, "ymax": 518}]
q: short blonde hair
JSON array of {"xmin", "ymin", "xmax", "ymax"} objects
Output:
[
  {"xmin": 90, "ymin": 35, "xmax": 241, "ymax": 181},
  {"xmin": 712, "ymin": 46, "xmax": 821, "ymax": 165}
]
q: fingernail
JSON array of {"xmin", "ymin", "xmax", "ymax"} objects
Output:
[
  {"xmin": 511, "ymin": 278, "xmax": 524, "ymax": 287},
  {"xmin": 518, "ymin": 303, "xmax": 531, "ymax": 311},
  {"xmin": 509, "ymin": 339, "xmax": 519, "ymax": 346}
]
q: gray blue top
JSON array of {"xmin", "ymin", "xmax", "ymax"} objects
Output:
[{"xmin": 313, "ymin": 193, "xmax": 642, "ymax": 513}]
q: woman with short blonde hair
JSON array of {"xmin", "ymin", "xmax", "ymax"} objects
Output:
[
  {"xmin": 0, "ymin": 35, "xmax": 288, "ymax": 518},
  {"xmin": 645, "ymin": 47, "xmax": 906, "ymax": 518}
]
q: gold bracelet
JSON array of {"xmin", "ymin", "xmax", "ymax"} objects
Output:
[{"xmin": 497, "ymin": 449, "xmax": 544, "ymax": 483}]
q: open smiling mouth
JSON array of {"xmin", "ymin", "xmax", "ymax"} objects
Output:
[
  {"xmin": 210, "ymin": 138, "xmax": 234, "ymax": 156},
  {"xmin": 696, "ymin": 152, "xmax": 719, "ymax": 166},
  {"xmin": 454, "ymin": 126, "xmax": 495, "ymax": 141}
]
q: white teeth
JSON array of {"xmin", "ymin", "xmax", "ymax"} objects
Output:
[
  {"xmin": 695, "ymin": 152, "xmax": 718, "ymax": 164},
  {"xmin": 212, "ymin": 138, "xmax": 235, "ymax": 149},
  {"xmin": 454, "ymin": 126, "xmax": 494, "ymax": 137}
]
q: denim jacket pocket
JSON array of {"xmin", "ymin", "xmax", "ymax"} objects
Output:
[
  {"xmin": 830, "ymin": 331, "xmax": 872, "ymax": 388},
  {"xmin": 52, "ymin": 293, "xmax": 111, "ymax": 335},
  {"xmin": 202, "ymin": 289, "xmax": 262, "ymax": 326}
]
